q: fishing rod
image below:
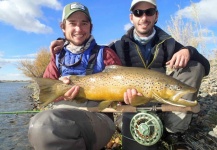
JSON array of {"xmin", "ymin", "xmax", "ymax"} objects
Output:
[
  {"xmin": 0, "ymin": 104, "xmax": 200, "ymax": 114},
  {"xmin": 78, "ymin": 104, "xmax": 200, "ymax": 113},
  {"xmin": 0, "ymin": 110, "xmax": 40, "ymax": 114},
  {"xmin": 78, "ymin": 104, "xmax": 200, "ymax": 146},
  {"xmin": 0, "ymin": 104, "xmax": 200, "ymax": 146}
]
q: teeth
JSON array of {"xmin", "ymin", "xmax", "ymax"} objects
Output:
[{"xmin": 74, "ymin": 34, "xmax": 83, "ymax": 38}]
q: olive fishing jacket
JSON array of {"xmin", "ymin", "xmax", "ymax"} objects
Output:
[{"xmin": 109, "ymin": 26, "xmax": 210, "ymax": 75}]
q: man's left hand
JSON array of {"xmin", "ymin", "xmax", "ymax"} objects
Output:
[{"xmin": 166, "ymin": 48, "xmax": 190, "ymax": 69}]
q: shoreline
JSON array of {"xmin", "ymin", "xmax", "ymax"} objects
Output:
[{"xmin": 0, "ymin": 80, "xmax": 32, "ymax": 83}]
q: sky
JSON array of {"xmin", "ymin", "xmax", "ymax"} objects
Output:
[{"xmin": 0, "ymin": 0, "xmax": 217, "ymax": 80}]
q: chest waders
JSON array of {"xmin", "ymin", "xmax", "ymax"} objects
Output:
[{"xmin": 58, "ymin": 45, "xmax": 101, "ymax": 75}]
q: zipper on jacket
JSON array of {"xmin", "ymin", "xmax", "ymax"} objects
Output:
[
  {"xmin": 147, "ymin": 37, "xmax": 172, "ymax": 68},
  {"xmin": 134, "ymin": 43, "xmax": 147, "ymax": 68}
]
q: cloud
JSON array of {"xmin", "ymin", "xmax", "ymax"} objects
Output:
[
  {"xmin": 0, "ymin": 71, "xmax": 31, "ymax": 81},
  {"xmin": 0, "ymin": 53, "xmax": 35, "ymax": 67},
  {"xmin": 176, "ymin": 0, "xmax": 217, "ymax": 26},
  {"xmin": 0, "ymin": 0, "xmax": 62, "ymax": 34},
  {"xmin": 12, "ymin": 53, "xmax": 37, "ymax": 58},
  {"xmin": 0, "ymin": 51, "xmax": 4, "ymax": 57},
  {"xmin": 124, "ymin": 23, "xmax": 133, "ymax": 31}
]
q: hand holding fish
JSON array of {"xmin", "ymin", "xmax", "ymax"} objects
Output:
[
  {"xmin": 124, "ymin": 89, "xmax": 143, "ymax": 105},
  {"xmin": 166, "ymin": 48, "xmax": 190, "ymax": 69},
  {"xmin": 56, "ymin": 77, "xmax": 142, "ymax": 104},
  {"xmin": 54, "ymin": 77, "xmax": 80, "ymax": 102}
]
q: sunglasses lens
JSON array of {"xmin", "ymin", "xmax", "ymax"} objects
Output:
[
  {"xmin": 133, "ymin": 10, "xmax": 143, "ymax": 17},
  {"xmin": 133, "ymin": 8, "xmax": 156, "ymax": 17},
  {"xmin": 146, "ymin": 8, "xmax": 156, "ymax": 16}
]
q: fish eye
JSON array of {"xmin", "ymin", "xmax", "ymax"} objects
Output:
[
  {"xmin": 175, "ymin": 85, "xmax": 181, "ymax": 90},
  {"xmin": 168, "ymin": 84, "xmax": 181, "ymax": 91}
]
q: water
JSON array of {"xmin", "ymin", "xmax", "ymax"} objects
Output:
[
  {"xmin": 0, "ymin": 82, "xmax": 34, "ymax": 150},
  {"xmin": 0, "ymin": 82, "xmax": 32, "ymax": 111}
]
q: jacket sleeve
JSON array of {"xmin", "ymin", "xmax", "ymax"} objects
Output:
[
  {"xmin": 43, "ymin": 54, "xmax": 60, "ymax": 79},
  {"xmin": 103, "ymin": 47, "xmax": 122, "ymax": 66},
  {"xmin": 186, "ymin": 46, "xmax": 210, "ymax": 76}
]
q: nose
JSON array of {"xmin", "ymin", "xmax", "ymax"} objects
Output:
[
  {"xmin": 141, "ymin": 14, "xmax": 148, "ymax": 20},
  {"xmin": 74, "ymin": 25, "xmax": 82, "ymax": 32}
]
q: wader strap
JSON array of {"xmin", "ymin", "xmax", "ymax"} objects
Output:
[{"xmin": 86, "ymin": 45, "xmax": 101, "ymax": 75}]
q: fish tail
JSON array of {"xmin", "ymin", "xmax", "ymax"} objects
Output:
[{"xmin": 34, "ymin": 78, "xmax": 62, "ymax": 107}]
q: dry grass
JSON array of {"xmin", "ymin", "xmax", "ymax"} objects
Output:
[
  {"xmin": 166, "ymin": 2, "xmax": 216, "ymax": 58},
  {"xmin": 17, "ymin": 48, "xmax": 51, "ymax": 78}
]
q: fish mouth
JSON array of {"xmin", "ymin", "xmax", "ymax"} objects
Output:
[
  {"xmin": 153, "ymin": 89, "xmax": 197, "ymax": 107},
  {"xmin": 169, "ymin": 90, "xmax": 197, "ymax": 107}
]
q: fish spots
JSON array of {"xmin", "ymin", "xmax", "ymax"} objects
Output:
[{"xmin": 36, "ymin": 65, "xmax": 198, "ymax": 107}]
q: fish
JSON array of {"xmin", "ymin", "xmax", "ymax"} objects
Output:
[{"xmin": 34, "ymin": 65, "xmax": 197, "ymax": 110}]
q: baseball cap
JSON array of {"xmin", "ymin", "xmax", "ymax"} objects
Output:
[
  {"xmin": 130, "ymin": 0, "xmax": 157, "ymax": 11},
  {"xmin": 62, "ymin": 2, "xmax": 91, "ymax": 22}
]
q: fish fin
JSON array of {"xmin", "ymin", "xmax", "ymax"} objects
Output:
[
  {"xmin": 110, "ymin": 101, "xmax": 119, "ymax": 109},
  {"xmin": 33, "ymin": 78, "xmax": 62, "ymax": 107},
  {"xmin": 98, "ymin": 101, "xmax": 113, "ymax": 111},
  {"xmin": 152, "ymin": 92, "xmax": 165, "ymax": 104},
  {"xmin": 103, "ymin": 65, "xmax": 122, "ymax": 72},
  {"xmin": 152, "ymin": 91, "xmax": 179, "ymax": 106},
  {"xmin": 131, "ymin": 96, "xmax": 150, "ymax": 106},
  {"xmin": 152, "ymin": 92, "xmax": 197, "ymax": 107}
]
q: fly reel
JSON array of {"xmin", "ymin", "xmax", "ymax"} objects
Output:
[{"xmin": 130, "ymin": 111, "xmax": 163, "ymax": 146}]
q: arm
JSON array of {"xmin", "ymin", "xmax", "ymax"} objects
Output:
[
  {"xmin": 186, "ymin": 46, "xmax": 210, "ymax": 76},
  {"xmin": 103, "ymin": 47, "xmax": 122, "ymax": 66},
  {"xmin": 44, "ymin": 38, "xmax": 67, "ymax": 79},
  {"xmin": 43, "ymin": 54, "xmax": 60, "ymax": 79},
  {"xmin": 50, "ymin": 38, "xmax": 65, "ymax": 55},
  {"xmin": 166, "ymin": 40, "xmax": 210, "ymax": 76}
]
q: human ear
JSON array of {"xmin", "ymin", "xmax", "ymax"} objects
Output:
[
  {"xmin": 129, "ymin": 14, "xmax": 134, "ymax": 24},
  {"xmin": 60, "ymin": 22, "xmax": 65, "ymax": 33}
]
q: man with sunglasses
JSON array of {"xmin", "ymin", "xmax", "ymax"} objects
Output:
[
  {"xmin": 108, "ymin": 0, "xmax": 210, "ymax": 149},
  {"xmin": 28, "ymin": 2, "xmax": 122, "ymax": 150},
  {"xmin": 49, "ymin": 0, "xmax": 210, "ymax": 149}
]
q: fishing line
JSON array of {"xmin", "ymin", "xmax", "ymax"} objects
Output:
[{"xmin": 0, "ymin": 110, "xmax": 40, "ymax": 114}]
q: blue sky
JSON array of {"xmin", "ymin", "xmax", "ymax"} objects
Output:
[{"xmin": 0, "ymin": 0, "xmax": 216, "ymax": 80}]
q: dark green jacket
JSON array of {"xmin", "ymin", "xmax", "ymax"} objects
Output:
[{"xmin": 109, "ymin": 26, "xmax": 210, "ymax": 75}]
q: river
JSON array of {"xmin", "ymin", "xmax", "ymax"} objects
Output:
[{"xmin": 0, "ymin": 82, "xmax": 34, "ymax": 150}]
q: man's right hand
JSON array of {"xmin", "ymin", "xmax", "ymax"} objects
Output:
[
  {"xmin": 50, "ymin": 39, "xmax": 65, "ymax": 55},
  {"xmin": 54, "ymin": 77, "xmax": 80, "ymax": 102},
  {"xmin": 124, "ymin": 88, "xmax": 143, "ymax": 104}
]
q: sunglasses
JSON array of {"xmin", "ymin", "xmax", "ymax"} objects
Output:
[{"xmin": 132, "ymin": 8, "xmax": 157, "ymax": 17}]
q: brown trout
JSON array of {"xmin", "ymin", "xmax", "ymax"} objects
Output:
[{"xmin": 34, "ymin": 65, "xmax": 197, "ymax": 110}]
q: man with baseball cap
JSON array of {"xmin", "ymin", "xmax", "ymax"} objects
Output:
[{"xmin": 28, "ymin": 2, "xmax": 122, "ymax": 150}]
